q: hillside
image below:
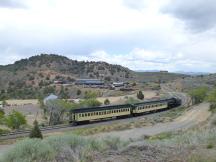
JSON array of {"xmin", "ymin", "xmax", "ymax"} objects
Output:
[
  {"xmin": 0, "ymin": 54, "xmax": 187, "ymax": 99},
  {"xmin": 167, "ymin": 74, "xmax": 216, "ymax": 92},
  {"xmin": 135, "ymin": 72, "xmax": 187, "ymax": 83}
]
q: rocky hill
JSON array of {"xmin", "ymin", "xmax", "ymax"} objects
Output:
[
  {"xmin": 0, "ymin": 54, "xmax": 134, "ymax": 88},
  {"xmin": 0, "ymin": 54, "xmax": 136, "ymax": 99},
  {"xmin": 168, "ymin": 73, "xmax": 216, "ymax": 92},
  {"xmin": 0, "ymin": 54, "xmax": 187, "ymax": 99}
]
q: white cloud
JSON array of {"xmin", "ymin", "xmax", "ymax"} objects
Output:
[
  {"xmin": 0, "ymin": 0, "xmax": 215, "ymax": 73},
  {"xmin": 66, "ymin": 48, "xmax": 215, "ymax": 73}
]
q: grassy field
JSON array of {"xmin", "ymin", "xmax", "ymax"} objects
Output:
[{"xmin": 6, "ymin": 99, "xmax": 38, "ymax": 106}]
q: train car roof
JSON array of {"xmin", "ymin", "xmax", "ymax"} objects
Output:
[
  {"xmin": 71, "ymin": 103, "xmax": 132, "ymax": 113},
  {"xmin": 71, "ymin": 97, "xmax": 175, "ymax": 113},
  {"xmin": 133, "ymin": 98, "xmax": 174, "ymax": 106}
]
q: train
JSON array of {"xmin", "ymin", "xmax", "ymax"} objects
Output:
[{"xmin": 69, "ymin": 97, "xmax": 182, "ymax": 125}]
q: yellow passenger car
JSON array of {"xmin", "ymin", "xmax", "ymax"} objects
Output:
[
  {"xmin": 132, "ymin": 99, "xmax": 170, "ymax": 115},
  {"xmin": 70, "ymin": 104, "xmax": 132, "ymax": 123}
]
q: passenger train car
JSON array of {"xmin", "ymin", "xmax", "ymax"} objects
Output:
[{"xmin": 69, "ymin": 97, "xmax": 181, "ymax": 125}]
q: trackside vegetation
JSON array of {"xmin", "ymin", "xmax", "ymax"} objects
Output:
[
  {"xmin": 29, "ymin": 120, "xmax": 43, "ymax": 139},
  {"xmin": 0, "ymin": 134, "xmax": 128, "ymax": 162},
  {"xmin": 0, "ymin": 110, "xmax": 26, "ymax": 130},
  {"xmin": 188, "ymin": 87, "xmax": 216, "ymax": 111},
  {"xmin": 188, "ymin": 87, "xmax": 208, "ymax": 104}
]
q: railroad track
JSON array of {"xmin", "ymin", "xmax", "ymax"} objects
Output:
[
  {"xmin": 161, "ymin": 84, "xmax": 191, "ymax": 107},
  {"xmin": 0, "ymin": 124, "xmax": 72, "ymax": 140},
  {"xmin": 0, "ymin": 87, "xmax": 190, "ymax": 140}
]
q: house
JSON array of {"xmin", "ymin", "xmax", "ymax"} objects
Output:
[
  {"xmin": 112, "ymin": 82, "xmax": 125, "ymax": 87},
  {"xmin": 54, "ymin": 80, "xmax": 64, "ymax": 84},
  {"xmin": 75, "ymin": 79, "xmax": 104, "ymax": 86},
  {"xmin": 43, "ymin": 94, "xmax": 58, "ymax": 105}
]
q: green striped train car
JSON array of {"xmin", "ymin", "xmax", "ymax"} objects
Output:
[
  {"xmin": 70, "ymin": 104, "xmax": 132, "ymax": 124},
  {"xmin": 70, "ymin": 97, "xmax": 181, "ymax": 125}
]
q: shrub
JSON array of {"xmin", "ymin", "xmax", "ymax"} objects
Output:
[
  {"xmin": 104, "ymin": 99, "xmax": 110, "ymax": 105},
  {"xmin": 1, "ymin": 139, "xmax": 55, "ymax": 162},
  {"xmin": 0, "ymin": 134, "xmax": 129, "ymax": 162},
  {"xmin": 137, "ymin": 91, "xmax": 144, "ymax": 100},
  {"xmin": 77, "ymin": 89, "xmax": 81, "ymax": 96},
  {"xmin": 103, "ymin": 136, "xmax": 129, "ymax": 150},
  {"xmin": 207, "ymin": 143, "xmax": 214, "ymax": 149},
  {"xmin": 79, "ymin": 98, "xmax": 102, "ymax": 108},
  {"xmin": 84, "ymin": 91, "xmax": 98, "ymax": 99},
  {"xmin": 189, "ymin": 87, "xmax": 208, "ymax": 104},
  {"xmin": 5, "ymin": 110, "xmax": 26, "ymax": 129},
  {"xmin": 29, "ymin": 120, "xmax": 43, "ymax": 139},
  {"xmin": 125, "ymin": 97, "xmax": 139, "ymax": 104}
]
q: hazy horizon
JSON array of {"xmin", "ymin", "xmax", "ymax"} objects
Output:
[{"xmin": 0, "ymin": 0, "xmax": 216, "ymax": 73}]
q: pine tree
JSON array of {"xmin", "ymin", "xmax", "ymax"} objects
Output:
[
  {"xmin": 104, "ymin": 99, "xmax": 110, "ymax": 105},
  {"xmin": 137, "ymin": 91, "xmax": 144, "ymax": 100},
  {"xmin": 29, "ymin": 120, "xmax": 43, "ymax": 139}
]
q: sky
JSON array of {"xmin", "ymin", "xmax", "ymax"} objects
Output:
[{"xmin": 0, "ymin": 0, "xmax": 216, "ymax": 72}]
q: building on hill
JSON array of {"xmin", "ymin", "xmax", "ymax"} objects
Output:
[
  {"xmin": 54, "ymin": 80, "xmax": 65, "ymax": 84},
  {"xmin": 43, "ymin": 94, "xmax": 58, "ymax": 105},
  {"xmin": 75, "ymin": 79, "xmax": 104, "ymax": 86},
  {"xmin": 112, "ymin": 82, "xmax": 125, "ymax": 87},
  {"xmin": 160, "ymin": 70, "xmax": 168, "ymax": 73}
]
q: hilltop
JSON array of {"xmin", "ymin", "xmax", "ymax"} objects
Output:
[{"xmin": 0, "ymin": 54, "xmax": 187, "ymax": 99}]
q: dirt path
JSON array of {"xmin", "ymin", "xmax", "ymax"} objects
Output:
[{"xmin": 93, "ymin": 103, "xmax": 211, "ymax": 140}]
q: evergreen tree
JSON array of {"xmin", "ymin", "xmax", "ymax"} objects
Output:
[
  {"xmin": 29, "ymin": 120, "xmax": 43, "ymax": 139},
  {"xmin": 77, "ymin": 89, "xmax": 81, "ymax": 96},
  {"xmin": 104, "ymin": 99, "xmax": 110, "ymax": 105},
  {"xmin": 137, "ymin": 91, "xmax": 144, "ymax": 100}
]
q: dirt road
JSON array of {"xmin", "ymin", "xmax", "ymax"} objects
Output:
[{"xmin": 94, "ymin": 103, "xmax": 210, "ymax": 140}]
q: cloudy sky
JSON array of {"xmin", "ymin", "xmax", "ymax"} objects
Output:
[{"xmin": 0, "ymin": 0, "xmax": 216, "ymax": 72}]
